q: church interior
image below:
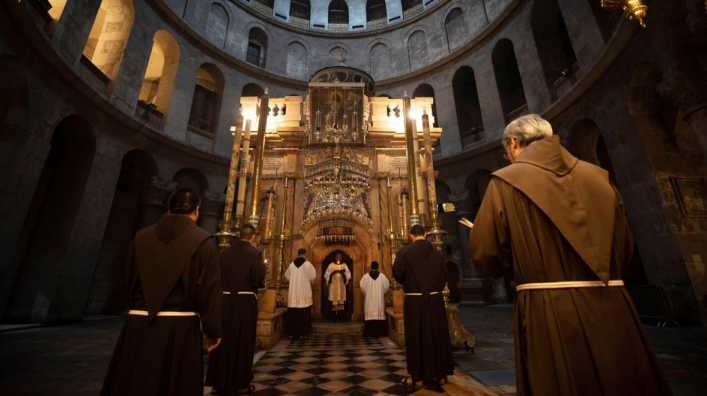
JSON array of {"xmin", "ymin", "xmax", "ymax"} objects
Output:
[{"xmin": 1, "ymin": 0, "xmax": 706, "ymax": 395}]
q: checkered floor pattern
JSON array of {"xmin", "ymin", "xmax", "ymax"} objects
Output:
[{"xmin": 252, "ymin": 329, "xmax": 409, "ymax": 395}]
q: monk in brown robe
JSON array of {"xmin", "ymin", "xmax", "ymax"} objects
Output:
[
  {"xmin": 394, "ymin": 224, "xmax": 454, "ymax": 393},
  {"xmin": 206, "ymin": 224, "xmax": 266, "ymax": 395},
  {"xmin": 102, "ymin": 188, "xmax": 222, "ymax": 396},
  {"xmin": 470, "ymin": 114, "xmax": 671, "ymax": 396}
]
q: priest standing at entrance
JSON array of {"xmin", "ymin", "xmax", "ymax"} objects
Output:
[
  {"xmin": 469, "ymin": 114, "xmax": 671, "ymax": 396},
  {"xmin": 102, "ymin": 188, "xmax": 222, "ymax": 396},
  {"xmin": 393, "ymin": 225, "xmax": 454, "ymax": 393},
  {"xmin": 360, "ymin": 261, "xmax": 390, "ymax": 337},
  {"xmin": 325, "ymin": 253, "xmax": 351, "ymax": 320},
  {"xmin": 284, "ymin": 248, "xmax": 317, "ymax": 339},
  {"xmin": 206, "ymin": 224, "xmax": 265, "ymax": 395}
]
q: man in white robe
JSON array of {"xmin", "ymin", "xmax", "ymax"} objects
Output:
[
  {"xmin": 359, "ymin": 261, "xmax": 390, "ymax": 337},
  {"xmin": 324, "ymin": 253, "xmax": 351, "ymax": 320},
  {"xmin": 284, "ymin": 248, "xmax": 316, "ymax": 339}
]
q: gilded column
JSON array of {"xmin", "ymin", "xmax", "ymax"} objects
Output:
[
  {"xmin": 402, "ymin": 94, "xmax": 421, "ymax": 226},
  {"xmin": 235, "ymin": 120, "xmax": 252, "ymax": 227},
  {"xmin": 247, "ymin": 92, "xmax": 270, "ymax": 228},
  {"xmin": 422, "ymin": 111, "xmax": 446, "ymax": 250},
  {"xmin": 216, "ymin": 114, "xmax": 244, "ymax": 248}
]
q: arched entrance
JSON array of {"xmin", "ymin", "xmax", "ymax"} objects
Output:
[{"xmin": 320, "ymin": 250, "xmax": 354, "ymax": 321}]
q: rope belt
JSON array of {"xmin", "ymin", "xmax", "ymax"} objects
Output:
[
  {"xmin": 128, "ymin": 310, "xmax": 198, "ymax": 317},
  {"xmin": 222, "ymin": 291, "xmax": 257, "ymax": 297},
  {"xmin": 405, "ymin": 291, "xmax": 442, "ymax": 296},
  {"xmin": 516, "ymin": 280, "xmax": 624, "ymax": 292}
]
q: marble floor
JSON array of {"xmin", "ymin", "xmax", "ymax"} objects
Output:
[{"xmin": 0, "ymin": 306, "xmax": 705, "ymax": 396}]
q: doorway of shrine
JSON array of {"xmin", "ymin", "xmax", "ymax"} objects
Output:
[{"xmin": 320, "ymin": 250, "xmax": 354, "ymax": 321}]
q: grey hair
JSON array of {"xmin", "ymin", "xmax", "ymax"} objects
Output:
[{"xmin": 503, "ymin": 114, "xmax": 554, "ymax": 148}]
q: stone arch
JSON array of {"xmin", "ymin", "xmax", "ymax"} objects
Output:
[
  {"xmin": 247, "ymin": 27, "xmax": 268, "ymax": 68},
  {"xmin": 492, "ymin": 39, "xmax": 527, "ymax": 122},
  {"xmin": 286, "ymin": 41, "xmax": 308, "ymax": 80},
  {"xmin": 532, "ymin": 0, "xmax": 578, "ymax": 100},
  {"xmin": 9, "ymin": 115, "xmax": 96, "ymax": 322},
  {"xmin": 188, "ymin": 63, "xmax": 224, "ymax": 135},
  {"xmin": 369, "ymin": 42, "xmax": 391, "ymax": 80},
  {"xmin": 48, "ymin": 0, "xmax": 68, "ymax": 21},
  {"xmin": 88, "ymin": 149, "xmax": 158, "ymax": 314},
  {"xmin": 407, "ymin": 29, "xmax": 428, "ymax": 71},
  {"xmin": 138, "ymin": 30, "xmax": 181, "ymax": 117},
  {"xmin": 82, "ymin": 0, "xmax": 135, "ymax": 80},
  {"xmin": 328, "ymin": 0, "xmax": 350, "ymax": 27},
  {"xmin": 586, "ymin": 0, "xmax": 622, "ymax": 41},
  {"xmin": 328, "ymin": 43, "xmax": 350, "ymax": 65},
  {"xmin": 290, "ymin": 0, "xmax": 311, "ymax": 21},
  {"xmin": 206, "ymin": 2, "xmax": 229, "ymax": 48},
  {"xmin": 444, "ymin": 7, "xmax": 467, "ymax": 52},
  {"xmin": 568, "ymin": 119, "xmax": 604, "ymax": 166},
  {"xmin": 453, "ymin": 66, "xmax": 484, "ymax": 145},
  {"xmin": 412, "ymin": 83, "xmax": 439, "ymax": 127}
]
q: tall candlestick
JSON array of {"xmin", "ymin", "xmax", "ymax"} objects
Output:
[
  {"xmin": 403, "ymin": 94, "xmax": 421, "ymax": 226},
  {"xmin": 248, "ymin": 92, "xmax": 270, "ymax": 228},
  {"xmin": 216, "ymin": 110, "xmax": 244, "ymax": 249},
  {"xmin": 422, "ymin": 110, "xmax": 446, "ymax": 251},
  {"xmin": 235, "ymin": 119, "xmax": 252, "ymax": 227}
]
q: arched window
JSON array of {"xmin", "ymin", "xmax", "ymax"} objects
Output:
[
  {"xmin": 286, "ymin": 42, "xmax": 308, "ymax": 80},
  {"xmin": 369, "ymin": 43, "xmax": 391, "ymax": 80},
  {"xmin": 242, "ymin": 83, "xmax": 265, "ymax": 98},
  {"xmin": 445, "ymin": 8, "xmax": 467, "ymax": 51},
  {"xmin": 366, "ymin": 0, "xmax": 387, "ymax": 23},
  {"xmin": 48, "ymin": 0, "xmax": 68, "ymax": 21},
  {"xmin": 188, "ymin": 64, "xmax": 224, "ymax": 135},
  {"xmin": 452, "ymin": 67, "xmax": 484, "ymax": 145},
  {"xmin": 402, "ymin": 0, "xmax": 422, "ymax": 11},
  {"xmin": 290, "ymin": 0, "xmax": 311, "ymax": 20},
  {"xmin": 532, "ymin": 0, "xmax": 578, "ymax": 99},
  {"xmin": 492, "ymin": 39, "xmax": 527, "ymax": 121},
  {"xmin": 407, "ymin": 30, "xmax": 428, "ymax": 71},
  {"xmin": 138, "ymin": 31, "xmax": 180, "ymax": 119},
  {"xmin": 82, "ymin": 0, "xmax": 135, "ymax": 80},
  {"xmin": 206, "ymin": 3, "xmax": 229, "ymax": 48},
  {"xmin": 247, "ymin": 28, "xmax": 268, "ymax": 68},
  {"xmin": 413, "ymin": 84, "xmax": 439, "ymax": 128},
  {"xmin": 329, "ymin": 0, "xmax": 349, "ymax": 26}
]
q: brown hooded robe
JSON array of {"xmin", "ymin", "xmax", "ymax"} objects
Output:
[
  {"xmin": 206, "ymin": 239, "xmax": 265, "ymax": 393},
  {"xmin": 470, "ymin": 136, "xmax": 671, "ymax": 396},
  {"xmin": 394, "ymin": 239, "xmax": 454, "ymax": 384},
  {"xmin": 102, "ymin": 215, "xmax": 222, "ymax": 396}
]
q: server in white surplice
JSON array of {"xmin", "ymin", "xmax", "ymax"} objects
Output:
[
  {"xmin": 284, "ymin": 248, "xmax": 316, "ymax": 338},
  {"xmin": 359, "ymin": 261, "xmax": 390, "ymax": 337}
]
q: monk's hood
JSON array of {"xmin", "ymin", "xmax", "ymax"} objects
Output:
[{"xmin": 493, "ymin": 136, "xmax": 617, "ymax": 281}]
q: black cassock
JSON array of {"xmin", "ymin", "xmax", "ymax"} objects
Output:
[
  {"xmin": 206, "ymin": 239, "xmax": 266, "ymax": 393},
  {"xmin": 393, "ymin": 239, "xmax": 454, "ymax": 383},
  {"xmin": 102, "ymin": 215, "xmax": 222, "ymax": 396}
]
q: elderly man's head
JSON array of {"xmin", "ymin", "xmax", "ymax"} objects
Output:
[{"xmin": 503, "ymin": 114, "xmax": 554, "ymax": 162}]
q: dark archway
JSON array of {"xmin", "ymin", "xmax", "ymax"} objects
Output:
[
  {"xmin": 366, "ymin": 0, "xmax": 387, "ymax": 23},
  {"xmin": 290, "ymin": 0, "xmax": 311, "ymax": 20},
  {"xmin": 320, "ymin": 250, "xmax": 354, "ymax": 321},
  {"xmin": 492, "ymin": 39, "xmax": 527, "ymax": 122},
  {"xmin": 587, "ymin": 0, "xmax": 622, "ymax": 41},
  {"xmin": 531, "ymin": 0, "xmax": 578, "ymax": 99},
  {"xmin": 9, "ymin": 115, "xmax": 96, "ymax": 322},
  {"xmin": 413, "ymin": 84, "xmax": 439, "ymax": 128},
  {"xmin": 188, "ymin": 63, "xmax": 224, "ymax": 135},
  {"xmin": 242, "ymin": 83, "xmax": 265, "ymax": 98},
  {"xmin": 402, "ymin": 0, "xmax": 421, "ymax": 11},
  {"xmin": 87, "ymin": 150, "xmax": 158, "ymax": 314},
  {"xmin": 328, "ymin": 0, "xmax": 349, "ymax": 25},
  {"xmin": 452, "ymin": 66, "xmax": 484, "ymax": 145}
]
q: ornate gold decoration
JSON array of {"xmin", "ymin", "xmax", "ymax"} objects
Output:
[
  {"xmin": 601, "ymin": 0, "xmax": 648, "ymax": 28},
  {"xmin": 402, "ymin": 94, "xmax": 421, "ymax": 226},
  {"xmin": 248, "ymin": 92, "xmax": 270, "ymax": 228},
  {"xmin": 215, "ymin": 112, "xmax": 244, "ymax": 249}
]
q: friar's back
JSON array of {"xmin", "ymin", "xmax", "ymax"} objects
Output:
[
  {"xmin": 220, "ymin": 239, "xmax": 265, "ymax": 293},
  {"xmin": 395, "ymin": 240, "xmax": 447, "ymax": 293}
]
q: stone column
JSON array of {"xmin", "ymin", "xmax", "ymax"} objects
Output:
[
  {"xmin": 163, "ymin": 55, "xmax": 199, "ymax": 142},
  {"xmin": 510, "ymin": 16, "xmax": 553, "ymax": 112},
  {"xmin": 110, "ymin": 11, "xmax": 154, "ymax": 115},
  {"xmin": 558, "ymin": 0, "xmax": 605, "ymax": 72},
  {"xmin": 199, "ymin": 192, "xmax": 225, "ymax": 233},
  {"xmin": 434, "ymin": 83, "xmax": 463, "ymax": 156},
  {"xmin": 51, "ymin": 0, "xmax": 101, "ymax": 65},
  {"xmin": 473, "ymin": 51, "xmax": 506, "ymax": 140}
]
